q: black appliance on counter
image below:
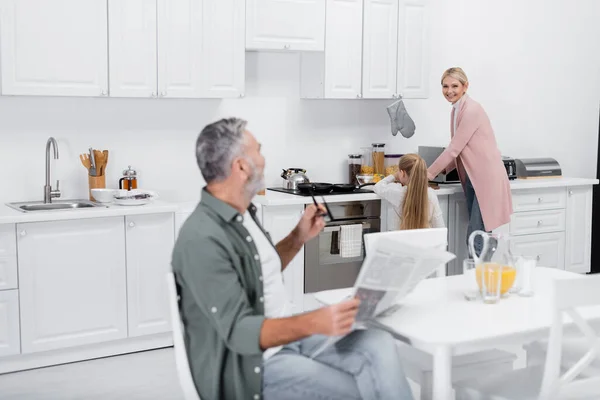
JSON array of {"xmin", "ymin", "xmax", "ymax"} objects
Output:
[{"xmin": 267, "ymin": 187, "xmax": 374, "ymax": 196}]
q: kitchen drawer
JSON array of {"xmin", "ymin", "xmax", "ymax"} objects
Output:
[
  {"xmin": 511, "ymin": 232, "xmax": 565, "ymax": 270},
  {"xmin": 510, "ymin": 209, "xmax": 566, "ymax": 236},
  {"xmin": 0, "ymin": 224, "xmax": 16, "ymax": 257},
  {"xmin": 0, "ymin": 289, "xmax": 20, "ymax": 357},
  {"xmin": 0, "ymin": 256, "xmax": 18, "ymax": 290},
  {"xmin": 512, "ymin": 188, "xmax": 566, "ymax": 212}
]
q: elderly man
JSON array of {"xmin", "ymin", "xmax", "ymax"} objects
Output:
[{"xmin": 172, "ymin": 118, "xmax": 413, "ymax": 400}]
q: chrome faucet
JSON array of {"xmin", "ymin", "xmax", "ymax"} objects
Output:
[{"xmin": 44, "ymin": 137, "xmax": 61, "ymax": 203}]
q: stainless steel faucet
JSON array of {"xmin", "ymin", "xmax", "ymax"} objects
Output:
[{"xmin": 44, "ymin": 137, "xmax": 61, "ymax": 203}]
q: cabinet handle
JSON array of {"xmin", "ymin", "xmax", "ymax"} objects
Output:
[
  {"xmin": 101, "ymin": 90, "xmax": 107, "ymax": 96},
  {"xmin": 151, "ymin": 92, "xmax": 157, "ymax": 98},
  {"xmin": 160, "ymin": 91, "xmax": 167, "ymax": 97},
  {"xmin": 569, "ymin": 190, "xmax": 573, "ymax": 196},
  {"xmin": 283, "ymin": 44, "xmax": 290, "ymax": 50},
  {"xmin": 239, "ymin": 93, "xmax": 245, "ymax": 98},
  {"xmin": 537, "ymin": 220, "xmax": 543, "ymax": 226},
  {"xmin": 392, "ymin": 94, "xmax": 397, "ymax": 98},
  {"xmin": 537, "ymin": 197, "xmax": 543, "ymax": 203},
  {"xmin": 536, "ymin": 255, "xmax": 541, "ymax": 261},
  {"xmin": 20, "ymin": 230, "xmax": 26, "ymax": 237},
  {"xmin": 129, "ymin": 222, "xmax": 135, "ymax": 228},
  {"xmin": 357, "ymin": 94, "xmax": 362, "ymax": 99}
]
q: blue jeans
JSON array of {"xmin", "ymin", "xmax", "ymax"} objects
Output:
[
  {"xmin": 465, "ymin": 175, "xmax": 487, "ymax": 257},
  {"xmin": 263, "ymin": 329, "xmax": 414, "ymax": 400}
]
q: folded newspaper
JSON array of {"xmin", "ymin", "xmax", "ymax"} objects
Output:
[{"xmin": 310, "ymin": 236, "xmax": 456, "ymax": 358}]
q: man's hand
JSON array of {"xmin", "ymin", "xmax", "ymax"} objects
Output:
[
  {"xmin": 292, "ymin": 204, "xmax": 326, "ymax": 245},
  {"xmin": 308, "ymin": 298, "xmax": 360, "ymax": 336}
]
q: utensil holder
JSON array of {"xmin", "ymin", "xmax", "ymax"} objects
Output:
[{"xmin": 88, "ymin": 175, "xmax": 106, "ymax": 201}]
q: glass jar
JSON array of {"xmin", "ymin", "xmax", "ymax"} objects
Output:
[
  {"xmin": 384, "ymin": 154, "xmax": 402, "ymax": 176},
  {"xmin": 372, "ymin": 143, "xmax": 386, "ymax": 175},
  {"xmin": 348, "ymin": 154, "xmax": 362, "ymax": 184},
  {"xmin": 360, "ymin": 146, "xmax": 374, "ymax": 175}
]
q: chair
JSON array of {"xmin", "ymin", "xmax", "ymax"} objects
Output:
[
  {"xmin": 363, "ymin": 228, "xmax": 517, "ymax": 400},
  {"xmin": 166, "ymin": 272, "xmax": 202, "ymax": 400},
  {"xmin": 455, "ymin": 275, "xmax": 600, "ymax": 400}
]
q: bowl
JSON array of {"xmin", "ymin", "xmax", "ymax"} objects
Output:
[
  {"xmin": 91, "ymin": 188, "xmax": 117, "ymax": 203},
  {"xmin": 356, "ymin": 174, "xmax": 374, "ymax": 185}
]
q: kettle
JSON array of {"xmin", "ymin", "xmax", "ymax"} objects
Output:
[
  {"xmin": 119, "ymin": 165, "xmax": 138, "ymax": 191},
  {"xmin": 281, "ymin": 168, "xmax": 309, "ymax": 190}
]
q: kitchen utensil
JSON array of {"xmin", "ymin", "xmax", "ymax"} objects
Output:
[
  {"xmin": 79, "ymin": 153, "xmax": 91, "ymax": 171},
  {"xmin": 119, "ymin": 165, "xmax": 138, "ymax": 191},
  {"xmin": 355, "ymin": 174, "xmax": 374, "ymax": 185},
  {"xmin": 331, "ymin": 183, "xmax": 375, "ymax": 193},
  {"xmin": 89, "ymin": 147, "xmax": 97, "ymax": 176},
  {"xmin": 297, "ymin": 182, "xmax": 332, "ymax": 194},
  {"xmin": 90, "ymin": 188, "xmax": 116, "ymax": 203},
  {"xmin": 348, "ymin": 154, "xmax": 362, "ymax": 184},
  {"xmin": 281, "ymin": 168, "xmax": 309, "ymax": 190}
]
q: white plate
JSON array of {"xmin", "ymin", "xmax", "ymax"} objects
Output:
[{"xmin": 113, "ymin": 190, "xmax": 158, "ymax": 206}]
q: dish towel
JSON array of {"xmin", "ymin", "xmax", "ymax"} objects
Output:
[
  {"xmin": 386, "ymin": 97, "xmax": 416, "ymax": 138},
  {"xmin": 340, "ymin": 224, "xmax": 363, "ymax": 258}
]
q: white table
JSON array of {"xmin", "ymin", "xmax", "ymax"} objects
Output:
[{"xmin": 314, "ymin": 267, "xmax": 600, "ymax": 400}]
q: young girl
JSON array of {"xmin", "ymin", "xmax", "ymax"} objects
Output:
[{"xmin": 373, "ymin": 153, "xmax": 444, "ymax": 230}]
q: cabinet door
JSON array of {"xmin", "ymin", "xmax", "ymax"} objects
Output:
[
  {"xmin": 565, "ymin": 186, "xmax": 592, "ymax": 273},
  {"xmin": 396, "ymin": 0, "xmax": 430, "ymax": 98},
  {"xmin": 324, "ymin": 0, "xmax": 363, "ymax": 99},
  {"xmin": 0, "ymin": 290, "xmax": 20, "ymax": 357},
  {"xmin": 126, "ymin": 214, "xmax": 175, "ymax": 337},
  {"xmin": 17, "ymin": 218, "xmax": 127, "ymax": 353},
  {"xmin": 362, "ymin": 0, "xmax": 398, "ymax": 99},
  {"xmin": 108, "ymin": 0, "xmax": 157, "ymax": 98},
  {"xmin": 0, "ymin": 0, "xmax": 108, "ymax": 97},
  {"xmin": 261, "ymin": 205, "xmax": 304, "ymax": 313},
  {"xmin": 157, "ymin": 0, "xmax": 202, "ymax": 98},
  {"xmin": 438, "ymin": 195, "xmax": 449, "ymax": 230},
  {"xmin": 246, "ymin": 0, "xmax": 326, "ymax": 51},
  {"xmin": 511, "ymin": 232, "xmax": 566, "ymax": 270},
  {"xmin": 448, "ymin": 194, "xmax": 469, "ymax": 275},
  {"xmin": 199, "ymin": 0, "xmax": 246, "ymax": 98},
  {"xmin": 0, "ymin": 224, "xmax": 17, "ymax": 291}
]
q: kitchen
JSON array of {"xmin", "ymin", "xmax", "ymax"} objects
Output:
[{"xmin": 0, "ymin": 0, "xmax": 599, "ymax": 398}]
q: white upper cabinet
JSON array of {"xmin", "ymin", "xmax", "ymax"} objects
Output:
[
  {"xmin": 246, "ymin": 0, "xmax": 326, "ymax": 51},
  {"xmin": 362, "ymin": 0, "xmax": 398, "ymax": 99},
  {"xmin": 300, "ymin": 0, "xmax": 363, "ymax": 99},
  {"xmin": 397, "ymin": 0, "xmax": 430, "ymax": 98},
  {"xmin": 198, "ymin": 0, "xmax": 245, "ymax": 98},
  {"xmin": 109, "ymin": 0, "xmax": 158, "ymax": 98},
  {"xmin": 157, "ymin": 0, "xmax": 203, "ymax": 98},
  {"xmin": 0, "ymin": 0, "xmax": 108, "ymax": 97}
]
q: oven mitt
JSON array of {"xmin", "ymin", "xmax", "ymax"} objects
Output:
[{"xmin": 387, "ymin": 98, "xmax": 416, "ymax": 138}]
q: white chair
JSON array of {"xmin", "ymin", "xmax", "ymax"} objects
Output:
[
  {"xmin": 166, "ymin": 272, "xmax": 202, "ymax": 400},
  {"xmin": 363, "ymin": 228, "xmax": 517, "ymax": 400},
  {"xmin": 455, "ymin": 275, "xmax": 600, "ymax": 400}
]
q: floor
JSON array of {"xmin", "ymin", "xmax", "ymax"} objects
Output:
[{"xmin": 0, "ymin": 346, "xmax": 524, "ymax": 399}]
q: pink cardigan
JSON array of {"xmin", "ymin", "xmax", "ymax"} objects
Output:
[{"xmin": 428, "ymin": 95, "xmax": 513, "ymax": 231}]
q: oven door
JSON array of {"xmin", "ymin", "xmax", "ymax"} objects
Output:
[{"xmin": 304, "ymin": 217, "xmax": 381, "ymax": 293}]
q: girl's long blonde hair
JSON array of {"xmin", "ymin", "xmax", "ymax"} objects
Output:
[{"xmin": 399, "ymin": 154, "xmax": 429, "ymax": 230}]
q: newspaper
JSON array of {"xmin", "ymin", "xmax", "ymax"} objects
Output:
[{"xmin": 310, "ymin": 236, "xmax": 456, "ymax": 358}]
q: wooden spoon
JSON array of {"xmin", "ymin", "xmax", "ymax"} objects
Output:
[{"xmin": 79, "ymin": 153, "xmax": 91, "ymax": 171}]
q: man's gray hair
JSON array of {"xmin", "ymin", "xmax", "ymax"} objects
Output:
[{"xmin": 196, "ymin": 118, "xmax": 248, "ymax": 183}]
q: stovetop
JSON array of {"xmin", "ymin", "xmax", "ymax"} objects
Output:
[{"xmin": 267, "ymin": 187, "xmax": 374, "ymax": 197}]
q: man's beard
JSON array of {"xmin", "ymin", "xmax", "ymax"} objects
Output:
[{"xmin": 243, "ymin": 158, "xmax": 265, "ymax": 199}]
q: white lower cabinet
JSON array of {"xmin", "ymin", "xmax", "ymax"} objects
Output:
[
  {"xmin": 565, "ymin": 186, "xmax": 592, "ymax": 273},
  {"xmin": 260, "ymin": 204, "xmax": 304, "ymax": 313},
  {"xmin": 17, "ymin": 217, "xmax": 128, "ymax": 353},
  {"xmin": 511, "ymin": 232, "xmax": 565, "ymax": 270},
  {"xmin": 126, "ymin": 214, "xmax": 175, "ymax": 337},
  {"xmin": 0, "ymin": 289, "xmax": 20, "ymax": 357}
]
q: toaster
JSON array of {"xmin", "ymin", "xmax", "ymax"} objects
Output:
[{"xmin": 502, "ymin": 157, "xmax": 518, "ymax": 180}]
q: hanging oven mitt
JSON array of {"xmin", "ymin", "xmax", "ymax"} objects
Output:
[{"xmin": 386, "ymin": 98, "xmax": 416, "ymax": 138}]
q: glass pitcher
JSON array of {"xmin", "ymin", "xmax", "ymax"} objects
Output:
[{"xmin": 468, "ymin": 231, "xmax": 518, "ymax": 298}]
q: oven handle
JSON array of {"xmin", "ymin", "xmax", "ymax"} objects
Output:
[{"xmin": 323, "ymin": 223, "xmax": 371, "ymax": 233}]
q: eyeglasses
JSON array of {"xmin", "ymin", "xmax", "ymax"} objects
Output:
[{"xmin": 310, "ymin": 192, "xmax": 338, "ymax": 222}]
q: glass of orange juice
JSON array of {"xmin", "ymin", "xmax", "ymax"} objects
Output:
[{"xmin": 475, "ymin": 263, "xmax": 517, "ymax": 304}]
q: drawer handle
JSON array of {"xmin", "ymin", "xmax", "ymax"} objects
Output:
[
  {"xmin": 537, "ymin": 220, "xmax": 543, "ymax": 226},
  {"xmin": 20, "ymin": 230, "xmax": 26, "ymax": 237},
  {"xmin": 129, "ymin": 222, "xmax": 135, "ymax": 228},
  {"xmin": 536, "ymin": 255, "xmax": 541, "ymax": 261},
  {"xmin": 569, "ymin": 190, "xmax": 573, "ymax": 196},
  {"xmin": 537, "ymin": 197, "xmax": 543, "ymax": 203}
]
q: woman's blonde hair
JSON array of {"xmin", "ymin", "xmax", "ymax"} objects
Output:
[
  {"xmin": 398, "ymin": 154, "xmax": 429, "ymax": 230},
  {"xmin": 441, "ymin": 67, "xmax": 468, "ymax": 85}
]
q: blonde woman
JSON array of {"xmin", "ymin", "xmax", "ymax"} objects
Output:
[
  {"xmin": 373, "ymin": 153, "xmax": 444, "ymax": 230},
  {"xmin": 426, "ymin": 68, "xmax": 512, "ymax": 255}
]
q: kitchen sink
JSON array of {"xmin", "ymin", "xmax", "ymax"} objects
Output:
[{"xmin": 6, "ymin": 199, "xmax": 106, "ymax": 213}]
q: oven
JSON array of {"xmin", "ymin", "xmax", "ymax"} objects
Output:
[{"xmin": 304, "ymin": 200, "xmax": 381, "ymax": 293}]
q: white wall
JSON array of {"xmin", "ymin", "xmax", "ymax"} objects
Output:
[{"xmin": 0, "ymin": 0, "xmax": 598, "ymax": 203}]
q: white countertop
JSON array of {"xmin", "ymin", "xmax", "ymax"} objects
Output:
[
  {"xmin": 253, "ymin": 177, "xmax": 599, "ymax": 207},
  {"xmin": 0, "ymin": 200, "xmax": 179, "ymax": 224},
  {"xmin": 0, "ymin": 177, "xmax": 596, "ymax": 223}
]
